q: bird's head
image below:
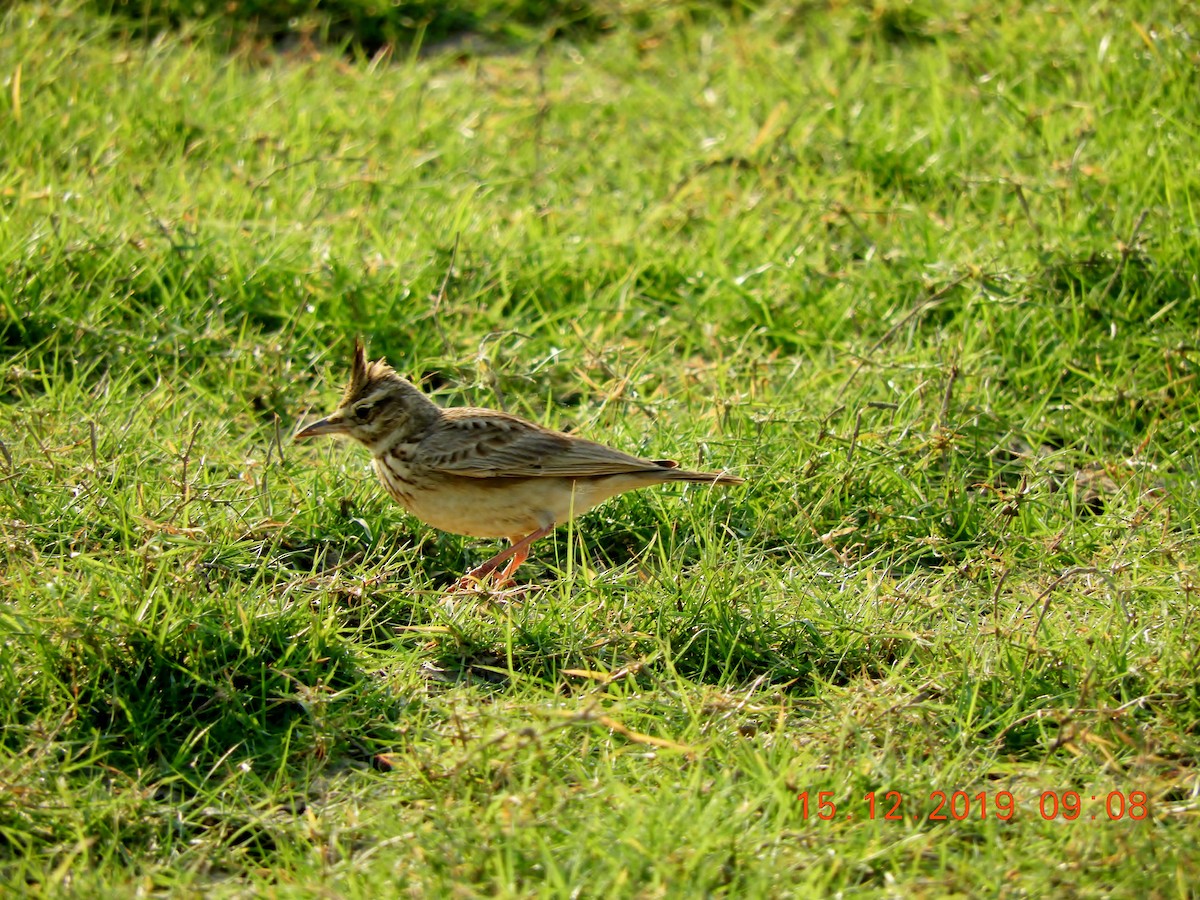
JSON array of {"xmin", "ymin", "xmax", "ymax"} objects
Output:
[{"xmin": 294, "ymin": 338, "xmax": 439, "ymax": 452}]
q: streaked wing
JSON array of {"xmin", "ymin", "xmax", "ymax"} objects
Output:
[{"xmin": 418, "ymin": 409, "xmax": 667, "ymax": 478}]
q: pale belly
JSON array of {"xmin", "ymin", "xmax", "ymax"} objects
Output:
[{"xmin": 372, "ymin": 455, "xmax": 645, "ymax": 540}]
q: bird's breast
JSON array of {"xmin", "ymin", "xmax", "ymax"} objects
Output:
[{"xmin": 373, "ymin": 447, "xmax": 420, "ymax": 507}]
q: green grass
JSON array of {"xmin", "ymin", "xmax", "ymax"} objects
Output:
[
  {"xmin": 88, "ymin": 0, "xmax": 647, "ymax": 51},
  {"xmin": 2, "ymin": 0, "xmax": 1199, "ymax": 894}
]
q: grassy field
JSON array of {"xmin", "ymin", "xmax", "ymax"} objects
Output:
[{"xmin": 2, "ymin": 0, "xmax": 1198, "ymax": 894}]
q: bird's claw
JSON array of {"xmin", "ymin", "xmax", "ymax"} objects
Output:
[{"xmin": 445, "ymin": 573, "xmax": 535, "ymax": 599}]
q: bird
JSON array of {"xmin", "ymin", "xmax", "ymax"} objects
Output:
[{"xmin": 294, "ymin": 338, "xmax": 745, "ymax": 589}]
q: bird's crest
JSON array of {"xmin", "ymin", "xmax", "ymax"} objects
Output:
[{"xmin": 342, "ymin": 337, "xmax": 397, "ymax": 405}]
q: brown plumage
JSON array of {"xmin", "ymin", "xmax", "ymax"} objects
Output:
[{"xmin": 295, "ymin": 338, "xmax": 744, "ymax": 588}]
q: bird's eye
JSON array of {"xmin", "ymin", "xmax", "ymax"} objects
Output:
[{"xmin": 352, "ymin": 403, "xmax": 374, "ymax": 422}]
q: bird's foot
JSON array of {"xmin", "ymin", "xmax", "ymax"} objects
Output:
[
  {"xmin": 447, "ymin": 573, "xmax": 491, "ymax": 594},
  {"xmin": 445, "ymin": 573, "xmax": 538, "ymax": 600}
]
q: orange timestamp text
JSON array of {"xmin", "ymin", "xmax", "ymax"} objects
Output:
[{"xmin": 796, "ymin": 790, "xmax": 1149, "ymax": 822}]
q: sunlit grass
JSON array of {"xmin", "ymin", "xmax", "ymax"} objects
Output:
[{"xmin": 1, "ymin": 0, "xmax": 1198, "ymax": 894}]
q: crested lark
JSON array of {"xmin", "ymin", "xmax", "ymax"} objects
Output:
[{"xmin": 294, "ymin": 339, "xmax": 745, "ymax": 588}]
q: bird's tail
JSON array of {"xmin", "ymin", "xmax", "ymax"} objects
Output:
[{"xmin": 652, "ymin": 460, "xmax": 746, "ymax": 485}]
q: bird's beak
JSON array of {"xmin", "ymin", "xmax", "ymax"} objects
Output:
[{"xmin": 294, "ymin": 416, "xmax": 348, "ymax": 441}]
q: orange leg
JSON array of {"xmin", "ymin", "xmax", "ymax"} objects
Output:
[{"xmin": 458, "ymin": 524, "xmax": 555, "ymax": 590}]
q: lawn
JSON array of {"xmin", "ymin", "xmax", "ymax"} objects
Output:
[{"xmin": 1, "ymin": 0, "xmax": 1198, "ymax": 895}]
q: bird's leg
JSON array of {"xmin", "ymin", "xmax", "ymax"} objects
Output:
[
  {"xmin": 455, "ymin": 524, "xmax": 555, "ymax": 591},
  {"xmin": 493, "ymin": 540, "xmax": 534, "ymax": 587}
]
